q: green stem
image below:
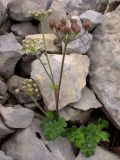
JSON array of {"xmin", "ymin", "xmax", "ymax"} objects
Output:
[
  {"xmin": 41, "ymin": 21, "xmax": 55, "ymax": 83},
  {"xmin": 56, "ymin": 41, "xmax": 68, "ymax": 117},
  {"xmin": 36, "ymin": 54, "xmax": 53, "ymax": 83},
  {"xmin": 30, "ymin": 94, "xmax": 47, "ymax": 116},
  {"xmin": 40, "ymin": 22, "xmax": 58, "ymax": 114}
]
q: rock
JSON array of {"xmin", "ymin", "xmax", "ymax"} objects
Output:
[
  {"xmin": 0, "ymin": 117, "xmax": 14, "ymax": 139},
  {"xmin": 11, "ymin": 22, "xmax": 38, "ymax": 37},
  {"xmin": 50, "ymin": 0, "xmax": 108, "ymax": 15},
  {"xmin": 0, "ymin": 1, "xmax": 7, "ymax": 26},
  {"xmin": 59, "ymin": 87, "xmax": 101, "ymax": 122},
  {"xmin": 63, "ymin": 32, "xmax": 92, "ymax": 54},
  {"xmin": 31, "ymin": 53, "xmax": 90, "ymax": 110},
  {"xmin": 26, "ymin": 34, "xmax": 61, "ymax": 54},
  {"xmin": 7, "ymin": 75, "xmax": 40, "ymax": 104},
  {"xmin": 8, "ymin": 0, "xmax": 48, "ymax": 21},
  {"xmin": 0, "ymin": 79, "xmax": 7, "ymax": 96},
  {"xmin": 0, "ymin": 104, "xmax": 34, "ymax": 128},
  {"xmin": 45, "ymin": 0, "xmax": 107, "ymax": 32},
  {"xmin": 0, "ymin": 151, "xmax": 13, "ymax": 160},
  {"xmin": 47, "ymin": 137, "xmax": 75, "ymax": 160},
  {"xmin": 59, "ymin": 86, "xmax": 102, "ymax": 122},
  {"xmin": 0, "ymin": 79, "xmax": 9, "ymax": 104},
  {"xmin": 0, "ymin": 33, "xmax": 23, "ymax": 79},
  {"xmin": 76, "ymin": 146, "xmax": 120, "ymax": 160},
  {"xmin": 73, "ymin": 87, "xmax": 102, "ymax": 111},
  {"xmin": 0, "ymin": 0, "xmax": 12, "ymax": 8},
  {"xmin": 2, "ymin": 126, "xmax": 63, "ymax": 160},
  {"xmin": 24, "ymin": 103, "xmax": 37, "ymax": 109},
  {"xmin": 13, "ymin": 104, "xmax": 23, "ymax": 109},
  {"xmin": 79, "ymin": 10, "xmax": 102, "ymax": 31},
  {"xmin": 0, "ymin": 19, "xmax": 11, "ymax": 33},
  {"xmin": 60, "ymin": 106, "xmax": 92, "ymax": 123},
  {"xmin": 88, "ymin": 7, "xmax": 120, "ymax": 128}
]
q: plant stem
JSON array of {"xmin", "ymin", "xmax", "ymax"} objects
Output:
[
  {"xmin": 36, "ymin": 54, "xmax": 53, "ymax": 83},
  {"xmin": 36, "ymin": 54, "xmax": 58, "ymax": 108},
  {"xmin": 41, "ymin": 21, "xmax": 55, "ymax": 83},
  {"xmin": 56, "ymin": 41, "xmax": 68, "ymax": 117},
  {"xmin": 30, "ymin": 94, "xmax": 47, "ymax": 116},
  {"xmin": 40, "ymin": 22, "xmax": 58, "ymax": 115}
]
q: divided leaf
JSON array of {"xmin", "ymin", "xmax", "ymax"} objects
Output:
[
  {"xmin": 66, "ymin": 118, "xmax": 109, "ymax": 157},
  {"xmin": 42, "ymin": 112, "xmax": 67, "ymax": 140}
]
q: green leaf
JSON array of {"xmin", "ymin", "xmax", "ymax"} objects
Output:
[
  {"xmin": 66, "ymin": 118, "xmax": 109, "ymax": 158},
  {"xmin": 49, "ymin": 83, "xmax": 58, "ymax": 91},
  {"xmin": 42, "ymin": 113, "xmax": 67, "ymax": 141}
]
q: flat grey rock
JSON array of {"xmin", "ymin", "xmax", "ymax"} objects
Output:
[
  {"xmin": 0, "ymin": 104, "xmax": 34, "ymax": 128},
  {"xmin": 0, "ymin": 33, "xmax": 23, "ymax": 79},
  {"xmin": 0, "ymin": 117, "xmax": 14, "ymax": 139},
  {"xmin": 11, "ymin": 22, "xmax": 38, "ymax": 37},
  {"xmin": 8, "ymin": 0, "xmax": 48, "ymax": 21},
  {"xmin": 31, "ymin": 53, "xmax": 90, "ymax": 110},
  {"xmin": 2, "ymin": 126, "xmax": 74, "ymax": 160},
  {"xmin": 76, "ymin": 146, "xmax": 120, "ymax": 160},
  {"xmin": 0, "ymin": 151, "xmax": 13, "ymax": 160},
  {"xmin": 79, "ymin": 10, "xmax": 102, "ymax": 31}
]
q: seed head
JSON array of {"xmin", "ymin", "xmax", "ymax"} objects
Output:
[
  {"xmin": 82, "ymin": 19, "xmax": 91, "ymax": 30},
  {"xmin": 49, "ymin": 18, "xmax": 80, "ymax": 43},
  {"xmin": 22, "ymin": 37, "xmax": 40, "ymax": 55},
  {"xmin": 16, "ymin": 79, "xmax": 39, "ymax": 97}
]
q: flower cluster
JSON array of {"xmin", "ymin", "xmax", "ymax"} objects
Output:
[
  {"xmin": 22, "ymin": 38, "xmax": 40, "ymax": 55},
  {"xmin": 15, "ymin": 79, "xmax": 39, "ymax": 97},
  {"xmin": 32, "ymin": 10, "xmax": 53, "ymax": 22},
  {"xmin": 49, "ymin": 18, "xmax": 80, "ymax": 43}
]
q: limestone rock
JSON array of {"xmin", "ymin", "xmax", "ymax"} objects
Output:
[
  {"xmin": 47, "ymin": 137, "xmax": 75, "ymax": 160},
  {"xmin": 60, "ymin": 106, "xmax": 92, "ymax": 123},
  {"xmin": 45, "ymin": 0, "xmax": 107, "ymax": 32},
  {"xmin": 26, "ymin": 34, "xmax": 60, "ymax": 54},
  {"xmin": 73, "ymin": 87, "xmax": 102, "ymax": 111},
  {"xmin": 7, "ymin": 75, "xmax": 40, "ymax": 104},
  {"xmin": 0, "ymin": 33, "xmax": 23, "ymax": 79},
  {"xmin": 0, "ymin": 151, "xmax": 13, "ymax": 160},
  {"xmin": 0, "ymin": 0, "xmax": 12, "ymax": 8},
  {"xmin": 31, "ymin": 53, "xmax": 90, "ymax": 110},
  {"xmin": 79, "ymin": 10, "xmax": 102, "ymax": 31},
  {"xmin": 59, "ymin": 87, "xmax": 101, "ymax": 122},
  {"xmin": 0, "ymin": 1, "xmax": 7, "ymax": 26},
  {"xmin": 76, "ymin": 146, "xmax": 120, "ymax": 160},
  {"xmin": 11, "ymin": 22, "xmax": 38, "ymax": 37},
  {"xmin": 0, "ymin": 117, "xmax": 14, "ymax": 139},
  {"xmin": 0, "ymin": 104, "xmax": 34, "ymax": 128},
  {"xmin": 8, "ymin": 0, "xmax": 48, "ymax": 21},
  {"xmin": 63, "ymin": 32, "xmax": 92, "ymax": 54},
  {"xmin": 0, "ymin": 79, "xmax": 9, "ymax": 104},
  {"xmin": 88, "ymin": 7, "xmax": 120, "ymax": 128},
  {"xmin": 50, "ymin": 0, "xmax": 108, "ymax": 15},
  {"xmin": 2, "ymin": 127, "xmax": 66, "ymax": 160}
]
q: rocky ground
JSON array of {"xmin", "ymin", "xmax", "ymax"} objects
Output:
[{"xmin": 0, "ymin": 0, "xmax": 120, "ymax": 160}]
